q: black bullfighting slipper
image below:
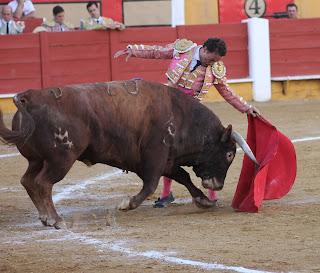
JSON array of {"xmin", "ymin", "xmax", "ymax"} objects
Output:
[{"xmin": 153, "ymin": 192, "xmax": 175, "ymax": 208}]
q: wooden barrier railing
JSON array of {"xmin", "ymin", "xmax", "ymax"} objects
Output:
[
  {"xmin": 0, "ymin": 23, "xmax": 249, "ymax": 95},
  {"xmin": 2, "ymin": 18, "xmax": 320, "ymax": 95},
  {"xmin": 269, "ymin": 18, "xmax": 320, "ymax": 77}
]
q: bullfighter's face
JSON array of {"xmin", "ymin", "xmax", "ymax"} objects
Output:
[
  {"xmin": 199, "ymin": 47, "xmax": 222, "ymax": 67},
  {"xmin": 193, "ymin": 125, "xmax": 236, "ymax": 191}
]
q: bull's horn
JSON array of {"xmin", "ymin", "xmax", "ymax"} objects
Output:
[{"xmin": 231, "ymin": 131, "xmax": 259, "ymax": 166}]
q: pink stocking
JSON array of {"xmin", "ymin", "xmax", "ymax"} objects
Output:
[{"xmin": 161, "ymin": 177, "xmax": 172, "ymax": 198}]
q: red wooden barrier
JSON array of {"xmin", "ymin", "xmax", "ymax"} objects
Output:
[
  {"xmin": 177, "ymin": 23, "xmax": 249, "ymax": 79},
  {"xmin": 22, "ymin": 18, "xmax": 43, "ymax": 33},
  {"xmin": 44, "ymin": 30, "xmax": 111, "ymax": 87},
  {"xmin": 0, "ymin": 34, "xmax": 42, "ymax": 94},
  {"xmin": 0, "ymin": 24, "xmax": 249, "ymax": 95},
  {"xmin": 270, "ymin": 18, "xmax": 320, "ymax": 77}
]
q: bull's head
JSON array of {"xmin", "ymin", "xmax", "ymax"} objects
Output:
[{"xmin": 193, "ymin": 125, "xmax": 258, "ymax": 191}]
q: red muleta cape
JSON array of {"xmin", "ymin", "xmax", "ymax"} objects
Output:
[{"xmin": 232, "ymin": 115, "xmax": 297, "ymax": 212}]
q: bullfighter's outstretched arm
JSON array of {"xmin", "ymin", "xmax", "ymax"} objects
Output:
[
  {"xmin": 114, "ymin": 43, "xmax": 175, "ymax": 61},
  {"xmin": 214, "ymin": 81, "xmax": 260, "ymax": 116}
]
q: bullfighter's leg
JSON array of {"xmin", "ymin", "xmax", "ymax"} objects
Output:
[
  {"xmin": 168, "ymin": 167, "xmax": 216, "ymax": 208},
  {"xmin": 20, "ymin": 160, "xmax": 47, "ymax": 218},
  {"xmin": 33, "ymin": 158, "xmax": 75, "ymax": 229},
  {"xmin": 152, "ymin": 177, "xmax": 175, "ymax": 208},
  {"xmin": 161, "ymin": 177, "xmax": 172, "ymax": 198}
]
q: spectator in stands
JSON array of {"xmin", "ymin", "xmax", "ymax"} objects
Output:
[
  {"xmin": 286, "ymin": 3, "xmax": 298, "ymax": 19},
  {"xmin": 8, "ymin": 0, "xmax": 35, "ymax": 20},
  {"xmin": 80, "ymin": 1, "xmax": 125, "ymax": 30},
  {"xmin": 42, "ymin": 5, "xmax": 73, "ymax": 32},
  {"xmin": 0, "ymin": 5, "xmax": 25, "ymax": 34}
]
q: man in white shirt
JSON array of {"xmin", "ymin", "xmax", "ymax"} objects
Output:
[
  {"xmin": 8, "ymin": 0, "xmax": 35, "ymax": 20},
  {"xmin": 42, "ymin": 5, "xmax": 73, "ymax": 32},
  {"xmin": 0, "ymin": 5, "xmax": 25, "ymax": 35},
  {"xmin": 80, "ymin": 1, "xmax": 124, "ymax": 30}
]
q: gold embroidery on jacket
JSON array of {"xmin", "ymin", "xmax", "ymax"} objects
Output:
[
  {"xmin": 212, "ymin": 61, "xmax": 226, "ymax": 79},
  {"xmin": 173, "ymin": 39, "xmax": 197, "ymax": 53},
  {"xmin": 165, "ymin": 51, "xmax": 193, "ymax": 84}
]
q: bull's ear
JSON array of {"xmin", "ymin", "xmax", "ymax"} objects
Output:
[{"xmin": 221, "ymin": 124, "xmax": 232, "ymax": 143}]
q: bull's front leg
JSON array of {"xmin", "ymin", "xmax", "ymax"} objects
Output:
[
  {"xmin": 118, "ymin": 138, "xmax": 168, "ymax": 211},
  {"xmin": 168, "ymin": 167, "xmax": 216, "ymax": 208},
  {"xmin": 118, "ymin": 177, "xmax": 161, "ymax": 211}
]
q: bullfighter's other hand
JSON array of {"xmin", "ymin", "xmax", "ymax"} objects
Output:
[
  {"xmin": 114, "ymin": 48, "xmax": 132, "ymax": 62},
  {"xmin": 246, "ymin": 105, "xmax": 261, "ymax": 117}
]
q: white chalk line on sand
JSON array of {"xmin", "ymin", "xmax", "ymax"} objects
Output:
[
  {"xmin": 41, "ymin": 232, "xmax": 285, "ymax": 273},
  {"xmin": 51, "ymin": 171, "xmax": 293, "ymax": 273},
  {"xmin": 52, "ymin": 169, "xmax": 123, "ymax": 203},
  {"xmin": 0, "ymin": 152, "xmax": 20, "ymax": 158},
  {"xmin": 1, "ymin": 228, "xmax": 287, "ymax": 273},
  {"xmin": 1, "ymin": 135, "xmax": 320, "ymax": 159}
]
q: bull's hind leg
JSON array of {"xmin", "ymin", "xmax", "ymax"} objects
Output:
[
  {"xmin": 33, "ymin": 158, "xmax": 75, "ymax": 229},
  {"xmin": 21, "ymin": 160, "xmax": 47, "ymax": 218}
]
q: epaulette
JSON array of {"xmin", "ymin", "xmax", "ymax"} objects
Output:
[
  {"xmin": 173, "ymin": 39, "xmax": 197, "ymax": 53},
  {"xmin": 211, "ymin": 61, "xmax": 226, "ymax": 79}
]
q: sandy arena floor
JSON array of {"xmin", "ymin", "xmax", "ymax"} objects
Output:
[{"xmin": 0, "ymin": 99, "xmax": 319, "ymax": 273}]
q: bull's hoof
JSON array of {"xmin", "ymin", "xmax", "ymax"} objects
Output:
[
  {"xmin": 39, "ymin": 214, "xmax": 66, "ymax": 229},
  {"xmin": 54, "ymin": 220, "xmax": 67, "ymax": 230},
  {"xmin": 193, "ymin": 197, "xmax": 217, "ymax": 209},
  {"xmin": 117, "ymin": 197, "xmax": 131, "ymax": 211},
  {"xmin": 39, "ymin": 214, "xmax": 50, "ymax": 226}
]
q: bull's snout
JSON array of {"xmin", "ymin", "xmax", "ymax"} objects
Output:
[{"xmin": 202, "ymin": 178, "xmax": 224, "ymax": 191}]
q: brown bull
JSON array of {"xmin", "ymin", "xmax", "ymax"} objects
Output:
[{"xmin": 0, "ymin": 80, "xmax": 257, "ymax": 229}]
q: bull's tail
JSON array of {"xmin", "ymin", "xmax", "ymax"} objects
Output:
[{"xmin": 0, "ymin": 103, "xmax": 35, "ymax": 146}]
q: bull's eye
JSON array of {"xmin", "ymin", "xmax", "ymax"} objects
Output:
[{"xmin": 226, "ymin": 151, "xmax": 234, "ymax": 162}]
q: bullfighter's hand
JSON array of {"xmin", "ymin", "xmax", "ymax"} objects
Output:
[
  {"xmin": 246, "ymin": 105, "xmax": 261, "ymax": 117},
  {"xmin": 114, "ymin": 49, "xmax": 132, "ymax": 62}
]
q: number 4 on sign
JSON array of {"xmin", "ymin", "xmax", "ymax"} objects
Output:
[
  {"xmin": 250, "ymin": 0, "xmax": 260, "ymax": 14},
  {"xmin": 245, "ymin": 0, "xmax": 266, "ymax": 18}
]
